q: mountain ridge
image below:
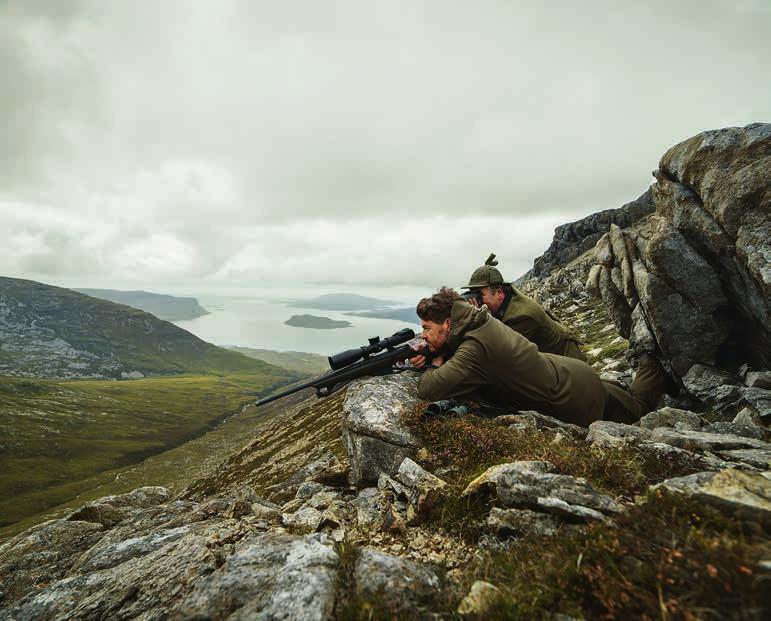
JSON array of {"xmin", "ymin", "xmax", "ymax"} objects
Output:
[{"xmin": 0, "ymin": 276, "xmax": 279, "ymax": 379}]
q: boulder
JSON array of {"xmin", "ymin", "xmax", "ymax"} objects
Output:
[
  {"xmin": 354, "ymin": 548, "xmax": 439, "ymax": 613},
  {"xmin": 341, "ymin": 373, "xmax": 423, "ymax": 486},
  {"xmin": 652, "ymin": 469, "xmax": 771, "ymax": 526},
  {"xmin": 649, "ymin": 428, "xmax": 770, "ymax": 452},
  {"xmin": 176, "ymin": 532, "xmax": 339, "ymax": 621},
  {"xmin": 586, "ymin": 421, "xmax": 652, "ymax": 448},
  {"xmin": 496, "ymin": 411, "xmax": 586, "ymax": 438},
  {"xmin": 716, "ymin": 449, "xmax": 771, "ymax": 470},
  {"xmin": 638, "ymin": 407, "xmax": 703, "ymax": 431},
  {"xmin": 394, "ymin": 458, "xmax": 447, "ymax": 524},
  {"xmin": 586, "ymin": 124, "xmax": 771, "ymax": 410},
  {"xmin": 703, "ymin": 421, "xmax": 769, "ymax": 442},
  {"xmin": 1, "ymin": 526, "xmax": 224, "ymax": 620},
  {"xmin": 0, "ymin": 519, "xmax": 105, "ymax": 606},
  {"xmin": 486, "ymin": 507, "xmax": 562, "ymax": 537},
  {"xmin": 457, "ymin": 580, "xmax": 503, "ymax": 618},
  {"xmin": 746, "ymin": 371, "xmax": 771, "ymax": 390},
  {"xmin": 282, "ymin": 507, "xmax": 323, "ymax": 532},
  {"xmin": 462, "ymin": 461, "xmax": 621, "ymax": 521}
]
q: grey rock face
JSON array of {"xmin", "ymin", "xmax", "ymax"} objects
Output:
[
  {"xmin": 342, "ymin": 373, "xmax": 423, "ymax": 486},
  {"xmin": 2, "ymin": 526, "xmax": 223, "ymax": 621},
  {"xmin": 462, "ymin": 461, "xmax": 621, "ymax": 521},
  {"xmin": 354, "ymin": 548, "xmax": 439, "ymax": 613},
  {"xmin": 486, "ymin": 507, "xmax": 562, "ymax": 536},
  {"xmin": 0, "ymin": 519, "xmax": 105, "ymax": 606},
  {"xmin": 746, "ymin": 371, "xmax": 771, "ymax": 390},
  {"xmin": 585, "ymin": 124, "xmax": 771, "ymax": 411},
  {"xmin": 530, "ymin": 189, "xmax": 655, "ymax": 278},
  {"xmin": 652, "ymin": 469, "xmax": 771, "ymax": 526},
  {"xmin": 586, "ymin": 420, "xmax": 652, "ymax": 448},
  {"xmin": 717, "ymin": 449, "xmax": 771, "ymax": 470},
  {"xmin": 496, "ymin": 411, "xmax": 586, "ymax": 438},
  {"xmin": 176, "ymin": 533, "xmax": 339, "ymax": 621},
  {"xmin": 649, "ymin": 428, "xmax": 770, "ymax": 452},
  {"xmin": 282, "ymin": 507, "xmax": 323, "ymax": 531},
  {"xmin": 638, "ymin": 407, "xmax": 703, "ymax": 431},
  {"xmin": 703, "ymin": 421, "xmax": 769, "ymax": 442}
]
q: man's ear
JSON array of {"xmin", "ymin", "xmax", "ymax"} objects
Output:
[{"xmin": 443, "ymin": 318, "xmax": 451, "ymax": 330}]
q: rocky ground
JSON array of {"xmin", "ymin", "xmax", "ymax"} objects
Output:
[{"xmin": 1, "ymin": 124, "xmax": 768, "ymax": 619}]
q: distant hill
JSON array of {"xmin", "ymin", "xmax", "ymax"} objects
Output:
[
  {"xmin": 230, "ymin": 347, "xmax": 329, "ymax": 376},
  {"xmin": 345, "ymin": 307, "xmax": 419, "ymax": 324},
  {"xmin": 284, "ymin": 314, "xmax": 352, "ymax": 329},
  {"xmin": 74, "ymin": 288, "xmax": 209, "ymax": 321},
  {"xmin": 290, "ymin": 293, "xmax": 397, "ymax": 311},
  {"xmin": 0, "ymin": 277, "xmax": 282, "ymax": 379}
]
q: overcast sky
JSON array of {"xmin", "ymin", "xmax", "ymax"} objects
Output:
[{"xmin": 1, "ymin": 0, "xmax": 769, "ymax": 293}]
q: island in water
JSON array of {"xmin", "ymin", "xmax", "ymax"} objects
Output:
[{"xmin": 284, "ymin": 314, "xmax": 352, "ymax": 329}]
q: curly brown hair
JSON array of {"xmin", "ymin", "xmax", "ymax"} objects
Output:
[{"xmin": 416, "ymin": 286, "xmax": 464, "ymax": 323}]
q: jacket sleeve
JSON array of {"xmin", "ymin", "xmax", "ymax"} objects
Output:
[{"xmin": 417, "ymin": 341, "xmax": 485, "ymax": 401}]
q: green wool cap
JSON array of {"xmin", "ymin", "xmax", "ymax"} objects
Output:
[{"xmin": 463, "ymin": 253, "xmax": 510, "ymax": 289}]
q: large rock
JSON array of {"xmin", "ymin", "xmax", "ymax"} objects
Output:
[
  {"xmin": 649, "ymin": 428, "xmax": 770, "ymax": 452},
  {"xmin": 341, "ymin": 373, "xmax": 423, "ymax": 486},
  {"xmin": 586, "ymin": 124, "xmax": 771, "ymax": 412},
  {"xmin": 638, "ymin": 406, "xmax": 703, "ymax": 431},
  {"xmin": 530, "ymin": 189, "xmax": 655, "ymax": 278},
  {"xmin": 586, "ymin": 420, "xmax": 652, "ymax": 448},
  {"xmin": 0, "ymin": 519, "xmax": 105, "ymax": 606},
  {"xmin": 462, "ymin": 461, "xmax": 621, "ymax": 521},
  {"xmin": 652, "ymin": 469, "xmax": 771, "ymax": 526},
  {"xmin": 354, "ymin": 548, "xmax": 440, "ymax": 613},
  {"xmin": 175, "ymin": 532, "xmax": 339, "ymax": 620}
]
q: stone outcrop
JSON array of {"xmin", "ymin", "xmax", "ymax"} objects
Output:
[
  {"xmin": 462, "ymin": 461, "xmax": 621, "ymax": 522},
  {"xmin": 341, "ymin": 373, "xmax": 423, "ymax": 486},
  {"xmin": 585, "ymin": 123, "xmax": 771, "ymax": 418},
  {"xmin": 652, "ymin": 469, "xmax": 771, "ymax": 527},
  {"xmin": 354, "ymin": 548, "xmax": 440, "ymax": 613},
  {"xmin": 527, "ymin": 189, "xmax": 655, "ymax": 279}
]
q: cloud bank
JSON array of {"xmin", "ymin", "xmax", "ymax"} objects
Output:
[{"xmin": 1, "ymin": 0, "xmax": 769, "ymax": 291}]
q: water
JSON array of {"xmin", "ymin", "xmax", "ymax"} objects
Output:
[{"xmin": 174, "ymin": 287, "xmax": 430, "ymax": 355}]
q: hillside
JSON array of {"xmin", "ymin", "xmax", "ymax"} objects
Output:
[
  {"xmin": 74, "ymin": 288, "xmax": 209, "ymax": 322},
  {"xmin": 0, "ymin": 371, "xmax": 295, "ymax": 528},
  {"xmin": 230, "ymin": 347, "xmax": 329, "ymax": 375},
  {"xmin": 0, "ymin": 277, "xmax": 279, "ymax": 378}
]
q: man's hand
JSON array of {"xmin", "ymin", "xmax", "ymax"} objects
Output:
[
  {"xmin": 409, "ymin": 353, "xmax": 427, "ymax": 369},
  {"xmin": 430, "ymin": 354, "xmax": 445, "ymax": 367}
]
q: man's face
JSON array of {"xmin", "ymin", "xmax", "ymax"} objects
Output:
[
  {"xmin": 420, "ymin": 318, "xmax": 450, "ymax": 352},
  {"xmin": 475, "ymin": 286, "xmax": 505, "ymax": 314}
]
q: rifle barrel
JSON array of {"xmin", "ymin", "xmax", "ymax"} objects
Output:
[{"xmin": 253, "ymin": 341, "xmax": 428, "ymax": 408}]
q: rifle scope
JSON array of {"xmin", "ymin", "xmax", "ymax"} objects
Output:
[{"xmin": 328, "ymin": 328, "xmax": 416, "ymax": 370}]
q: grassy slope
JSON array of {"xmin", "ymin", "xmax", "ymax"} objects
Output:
[
  {"xmin": 230, "ymin": 347, "xmax": 330, "ymax": 375},
  {"xmin": 0, "ymin": 371, "xmax": 295, "ymax": 527},
  {"xmin": 0, "ymin": 276, "xmax": 273, "ymax": 376}
]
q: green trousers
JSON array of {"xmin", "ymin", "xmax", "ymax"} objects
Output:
[{"xmin": 602, "ymin": 357, "xmax": 674, "ymax": 424}]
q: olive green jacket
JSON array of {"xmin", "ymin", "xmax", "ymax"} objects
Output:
[
  {"xmin": 417, "ymin": 301, "xmax": 606, "ymax": 426},
  {"xmin": 497, "ymin": 288, "xmax": 583, "ymax": 359}
]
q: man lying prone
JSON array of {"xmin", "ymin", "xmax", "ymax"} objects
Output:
[{"xmin": 409, "ymin": 287, "xmax": 659, "ymax": 426}]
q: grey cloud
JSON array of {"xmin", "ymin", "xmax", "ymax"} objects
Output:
[{"xmin": 0, "ymin": 1, "xmax": 769, "ymax": 288}]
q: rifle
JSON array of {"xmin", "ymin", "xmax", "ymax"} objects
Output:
[{"xmin": 254, "ymin": 328, "xmax": 431, "ymax": 407}]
